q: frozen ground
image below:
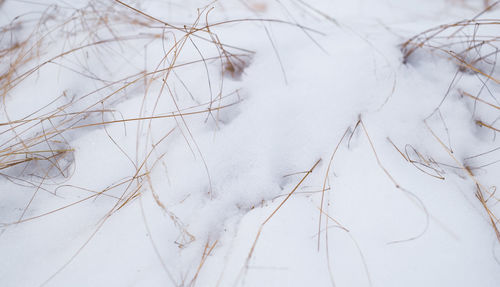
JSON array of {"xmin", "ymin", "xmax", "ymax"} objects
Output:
[{"xmin": 0, "ymin": 0, "xmax": 500, "ymax": 286}]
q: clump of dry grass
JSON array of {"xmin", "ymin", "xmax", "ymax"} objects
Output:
[
  {"xmin": 400, "ymin": 1, "xmax": 500, "ymax": 242},
  {"xmin": 0, "ymin": 1, "xmax": 325, "ymax": 285},
  {"xmin": 0, "ymin": 0, "xmax": 249, "ymax": 207},
  {"xmin": 402, "ymin": 1, "xmax": 500, "ymax": 78},
  {"xmin": 0, "ymin": 0, "xmax": 252, "ymax": 284}
]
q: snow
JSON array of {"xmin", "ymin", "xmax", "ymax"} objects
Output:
[{"xmin": 1, "ymin": 0, "xmax": 499, "ymax": 286}]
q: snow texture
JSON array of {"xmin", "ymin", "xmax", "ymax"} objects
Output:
[{"xmin": 0, "ymin": 0, "xmax": 500, "ymax": 286}]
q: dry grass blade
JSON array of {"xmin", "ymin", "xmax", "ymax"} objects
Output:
[
  {"xmin": 360, "ymin": 119, "xmax": 431, "ymax": 244},
  {"xmin": 236, "ymin": 159, "xmax": 321, "ymax": 285},
  {"xmin": 461, "ymin": 90, "xmax": 500, "ymax": 110},
  {"xmin": 317, "ymin": 127, "xmax": 350, "ymax": 251}
]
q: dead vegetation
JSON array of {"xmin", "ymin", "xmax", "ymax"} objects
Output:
[
  {"xmin": 0, "ymin": 1, "xmax": 326, "ymax": 285},
  {"xmin": 0, "ymin": 0, "xmax": 255, "ymax": 285},
  {"xmin": 401, "ymin": 1, "xmax": 500, "ymax": 242},
  {"xmin": 2, "ymin": 0, "xmax": 500, "ymax": 286}
]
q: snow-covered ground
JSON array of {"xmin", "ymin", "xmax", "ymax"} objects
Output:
[{"xmin": 1, "ymin": 0, "xmax": 499, "ymax": 286}]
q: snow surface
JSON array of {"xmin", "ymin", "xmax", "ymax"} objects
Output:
[{"xmin": 1, "ymin": 0, "xmax": 500, "ymax": 286}]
